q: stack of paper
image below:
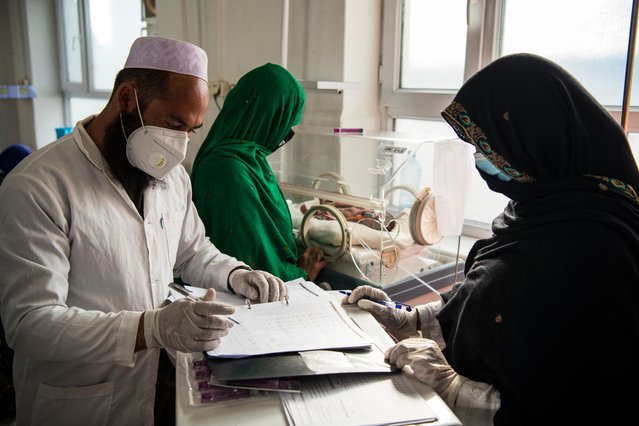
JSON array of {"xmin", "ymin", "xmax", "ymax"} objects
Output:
[
  {"xmin": 281, "ymin": 373, "xmax": 439, "ymax": 426},
  {"xmin": 206, "ymin": 297, "xmax": 373, "ymax": 358}
]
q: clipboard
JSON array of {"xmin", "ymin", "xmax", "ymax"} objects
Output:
[
  {"xmin": 204, "ymin": 297, "xmax": 375, "ymax": 358},
  {"xmin": 174, "ymin": 280, "xmax": 394, "ymax": 380},
  {"xmin": 205, "ymin": 345, "xmax": 393, "ymax": 381}
]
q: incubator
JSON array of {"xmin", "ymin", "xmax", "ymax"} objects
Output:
[{"xmin": 268, "ymin": 127, "xmax": 474, "ymax": 298}]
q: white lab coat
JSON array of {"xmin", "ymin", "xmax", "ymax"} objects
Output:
[{"xmin": 0, "ymin": 116, "xmax": 247, "ymax": 425}]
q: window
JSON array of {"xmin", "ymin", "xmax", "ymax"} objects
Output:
[
  {"xmin": 56, "ymin": 0, "xmax": 144, "ymax": 125},
  {"xmin": 500, "ymin": 0, "xmax": 638, "ymax": 113},
  {"xmin": 382, "ymin": 0, "xmax": 639, "ymax": 230},
  {"xmin": 400, "ymin": 1, "xmax": 467, "ymax": 90}
]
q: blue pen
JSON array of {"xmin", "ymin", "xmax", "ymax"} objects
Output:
[{"xmin": 339, "ymin": 290, "xmax": 413, "ymax": 312}]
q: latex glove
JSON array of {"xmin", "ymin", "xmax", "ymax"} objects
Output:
[
  {"xmin": 386, "ymin": 338, "xmax": 465, "ymax": 407},
  {"xmin": 297, "ymin": 246, "xmax": 328, "ymax": 281},
  {"xmin": 416, "ymin": 299, "xmax": 446, "ymax": 349},
  {"xmin": 144, "ymin": 288, "xmax": 235, "ymax": 353},
  {"xmin": 341, "ymin": 285, "xmax": 418, "ymax": 341},
  {"xmin": 229, "ymin": 269, "xmax": 287, "ymax": 303},
  {"xmin": 387, "ymin": 338, "xmax": 501, "ymax": 424}
]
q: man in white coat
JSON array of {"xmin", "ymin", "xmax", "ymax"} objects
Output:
[{"xmin": 0, "ymin": 36, "xmax": 287, "ymax": 425}]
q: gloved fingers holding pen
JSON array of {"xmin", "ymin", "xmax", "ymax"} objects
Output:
[
  {"xmin": 342, "ymin": 285, "xmax": 446, "ymax": 346},
  {"xmin": 144, "ymin": 288, "xmax": 236, "ymax": 353},
  {"xmin": 341, "ymin": 284, "xmax": 392, "ymax": 304},
  {"xmin": 228, "ymin": 268, "xmax": 288, "ymax": 303},
  {"xmin": 357, "ymin": 299, "xmax": 419, "ymax": 341},
  {"xmin": 342, "ymin": 285, "xmax": 418, "ymax": 341}
]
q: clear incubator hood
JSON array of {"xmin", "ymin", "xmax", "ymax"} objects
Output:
[{"xmin": 268, "ymin": 126, "xmax": 474, "ymax": 298}]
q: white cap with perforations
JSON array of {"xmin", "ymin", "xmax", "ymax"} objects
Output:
[{"xmin": 123, "ymin": 36, "xmax": 208, "ymax": 82}]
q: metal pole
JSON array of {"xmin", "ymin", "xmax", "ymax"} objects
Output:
[
  {"xmin": 281, "ymin": 0, "xmax": 290, "ymax": 68},
  {"xmin": 621, "ymin": 0, "xmax": 639, "ymax": 132}
]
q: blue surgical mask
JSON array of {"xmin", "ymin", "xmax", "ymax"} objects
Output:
[{"xmin": 474, "ymin": 152, "xmax": 512, "ymax": 182}]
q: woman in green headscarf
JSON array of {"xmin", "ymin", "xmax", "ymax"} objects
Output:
[{"xmin": 191, "ymin": 63, "xmax": 326, "ymax": 282}]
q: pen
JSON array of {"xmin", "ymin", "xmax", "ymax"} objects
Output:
[
  {"xmin": 339, "ymin": 290, "xmax": 413, "ymax": 312},
  {"xmin": 168, "ymin": 283, "xmax": 241, "ymax": 324},
  {"xmin": 169, "ymin": 282, "xmax": 195, "ymax": 299}
]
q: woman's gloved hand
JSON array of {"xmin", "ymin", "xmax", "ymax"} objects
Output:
[
  {"xmin": 341, "ymin": 285, "xmax": 419, "ymax": 341},
  {"xmin": 386, "ymin": 337, "xmax": 502, "ymax": 424},
  {"xmin": 229, "ymin": 269, "xmax": 287, "ymax": 303},
  {"xmin": 144, "ymin": 288, "xmax": 235, "ymax": 353},
  {"xmin": 386, "ymin": 338, "xmax": 465, "ymax": 407}
]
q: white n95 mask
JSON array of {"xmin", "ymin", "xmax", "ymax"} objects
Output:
[
  {"xmin": 121, "ymin": 89, "xmax": 189, "ymax": 180},
  {"xmin": 125, "ymin": 124, "xmax": 189, "ymax": 180}
]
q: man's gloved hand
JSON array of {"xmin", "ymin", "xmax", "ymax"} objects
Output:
[
  {"xmin": 341, "ymin": 285, "xmax": 419, "ymax": 341},
  {"xmin": 229, "ymin": 269, "xmax": 287, "ymax": 303},
  {"xmin": 144, "ymin": 288, "xmax": 235, "ymax": 353},
  {"xmin": 385, "ymin": 338, "xmax": 465, "ymax": 407}
]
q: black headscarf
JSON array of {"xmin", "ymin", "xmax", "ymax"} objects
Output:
[{"xmin": 439, "ymin": 54, "xmax": 639, "ymax": 425}]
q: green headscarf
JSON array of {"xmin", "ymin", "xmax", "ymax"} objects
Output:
[{"xmin": 191, "ymin": 63, "xmax": 307, "ymax": 281}]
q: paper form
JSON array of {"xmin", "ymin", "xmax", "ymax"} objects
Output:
[
  {"xmin": 168, "ymin": 278, "xmax": 327, "ymax": 306},
  {"xmin": 433, "ymin": 139, "xmax": 474, "ymax": 236},
  {"xmin": 280, "ymin": 373, "xmax": 438, "ymax": 426},
  {"xmin": 206, "ymin": 298, "xmax": 372, "ymax": 358}
]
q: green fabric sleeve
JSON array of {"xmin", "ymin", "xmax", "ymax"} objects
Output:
[{"xmin": 192, "ymin": 155, "xmax": 307, "ymax": 282}]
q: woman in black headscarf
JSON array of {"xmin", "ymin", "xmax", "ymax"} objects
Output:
[{"xmin": 343, "ymin": 53, "xmax": 639, "ymax": 425}]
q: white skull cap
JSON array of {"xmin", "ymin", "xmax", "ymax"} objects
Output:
[{"xmin": 124, "ymin": 36, "xmax": 208, "ymax": 82}]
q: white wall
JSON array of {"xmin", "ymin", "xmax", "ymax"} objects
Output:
[
  {"xmin": 0, "ymin": 0, "xmax": 36, "ymax": 153},
  {"xmin": 155, "ymin": 0, "xmax": 381, "ymax": 172},
  {"xmin": 0, "ymin": 0, "xmax": 64, "ymax": 152},
  {"xmin": 1, "ymin": 0, "xmax": 382, "ymax": 166},
  {"xmin": 26, "ymin": 0, "xmax": 65, "ymax": 147}
]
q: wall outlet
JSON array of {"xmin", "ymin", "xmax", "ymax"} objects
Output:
[
  {"xmin": 208, "ymin": 80, "xmax": 221, "ymax": 96},
  {"xmin": 209, "ymin": 80, "xmax": 233, "ymax": 97},
  {"xmin": 219, "ymin": 80, "xmax": 232, "ymax": 97}
]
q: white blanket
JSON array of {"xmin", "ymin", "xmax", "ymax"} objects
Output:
[{"xmin": 289, "ymin": 200, "xmax": 414, "ymax": 250}]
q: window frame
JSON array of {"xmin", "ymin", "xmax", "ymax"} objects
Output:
[
  {"xmin": 380, "ymin": 0, "xmax": 639, "ymax": 132},
  {"xmin": 56, "ymin": 0, "xmax": 147, "ymax": 126},
  {"xmin": 55, "ymin": 0, "xmax": 114, "ymax": 125},
  {"xmin": 55, "ymin": 0, "xmax": 113, "ymax": 100},
  {"xmin": 381, "ymin": 0, "xmax": 639, "ymax": 234}
]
